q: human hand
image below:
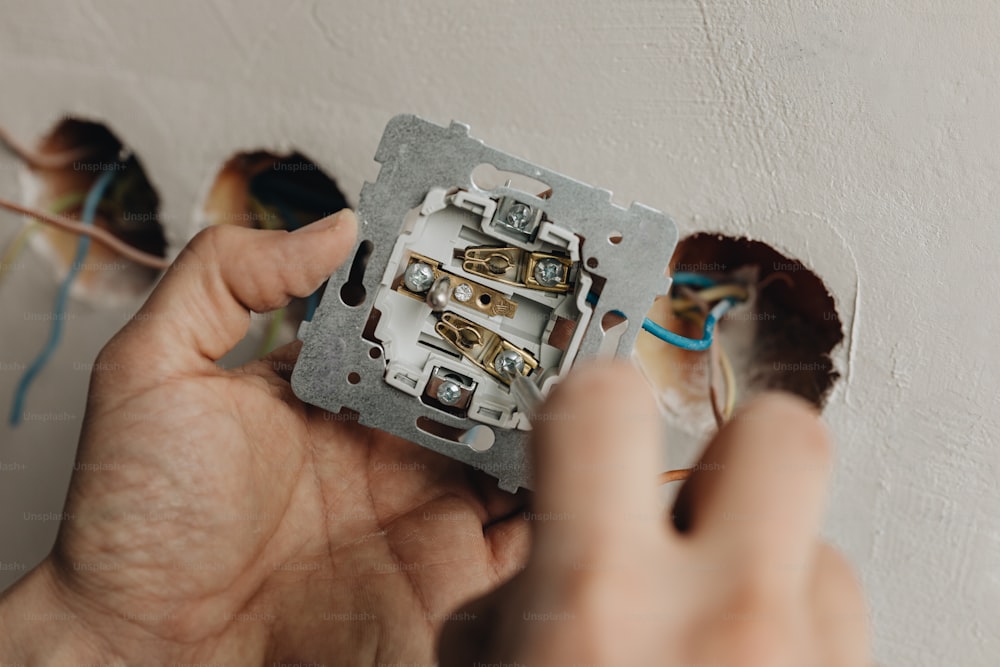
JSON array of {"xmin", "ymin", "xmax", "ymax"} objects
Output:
[
  {"xmin": 0, "ymin": 211, "xmax": 531, "ymax": 665},
  {"xmin": 440, "ymin": 363, "xmax": 870, "ymax": 667}
]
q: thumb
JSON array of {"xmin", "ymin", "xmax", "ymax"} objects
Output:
[{"xmin": 98, "ymin": 210, "xmax": 358, "ymax": 383}]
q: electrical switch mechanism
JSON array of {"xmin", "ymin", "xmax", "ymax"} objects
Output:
[{"xmin": 290, "ymin": 115, "xmax": 678, "ymax": 491}]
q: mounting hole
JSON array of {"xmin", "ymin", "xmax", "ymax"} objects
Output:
[
  {"xmin": 478, "ymin": 293, "xmax": 492, "ymax": 306},
  {"xmin": 600, "ymin": 310, "xmax": 628, "ymax": 332},
  {"xmin": 416, "ymin": 417, "xmax": 495, "ymax": 452},
  {"xmin": 586, "ymin": 257, "xmax": 599, "ymax": 269},
  {"xmin": 347, "ymin": 372, "xmax": 361, "ymax": 385},
  {"xmin": 608, "ymin": 232, "xmax": 623, "ymax": 245},
  {"xmin": 368, "ymin": 347, "xmax": 382, "ymax": 359},
  {"xmin": 470, "ymin": 163, "xmax": 552, "ymax": 198},
  {"xmin": 340, "ymin": 240, "xmax": 374, "ymax": 307}
]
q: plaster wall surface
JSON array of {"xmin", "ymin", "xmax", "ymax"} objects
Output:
[{"xmin": 0, "ymin": 2, "xmax": 997, "ymax": 665}]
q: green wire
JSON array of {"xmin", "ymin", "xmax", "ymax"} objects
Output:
[
  {"xmin": 0, "ymin": 191, "xmax": 89, "ymax": 287},
  {"xmin": 257, "ymin": 306, "xmax": 286, "ymax": 357}
]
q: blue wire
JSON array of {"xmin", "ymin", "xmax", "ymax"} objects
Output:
[
  {"xmin": 671, "ymin": 272, "xmax": 718, "ymax": 288},
  {"xmin": 641, "ymin": 297, "xmax": 736, "ymax": 351},
  {"xmin": 304, "ymin": 291, "xmax": 319, "ymax": 321},
  {"xmin": 9, "ymin": 169, "xmax": 118, "ymax": 426}
]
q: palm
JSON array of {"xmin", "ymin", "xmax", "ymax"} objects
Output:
[
  {"xmin": 49, "ymin": 216, "xmax": 529, "ymax": 665},
  {"xmin": 58, "ymin": 355, "xmax": 527, "ymax": 663}
]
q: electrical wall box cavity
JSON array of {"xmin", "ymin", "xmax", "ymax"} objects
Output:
[{"xmin": 291, "ymin": 114, "xmax": 678, "ymax": 492}]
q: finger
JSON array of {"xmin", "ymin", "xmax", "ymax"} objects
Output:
[
  {"xmin": 672, "ymin": 392, "xmax": 832, "ymax": 593},
  {"xmin": 102, "ymin": 210, "xmax": 357, "ymax": 380},
  {"xmin": 530, "ymin": 360, "xmax": 666, "ymax": 564},
  {"xmin": 260, "ymin": 339, "xmax": 303, "ymax": 381},
  {"xmin": 810, "ymin": 544, "xmax": 870, "ymax": 667}
]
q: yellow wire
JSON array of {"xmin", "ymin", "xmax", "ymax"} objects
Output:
[
  {"xmin": 0, "ymin": 192, "xmax": 88, "ymax": 286},
  {"xmin": 669, "ymin": 282, "xmax": 743, "ymax": 422},
  {"xmin": 257, "ymin": 306, "xmax": 286, "ymax": 357},
  {"xmin": 659, "ymin": 283, "xmax": 743, "ymax": 485},
  {"xmin": 671, "ymin": 284, "xmax": 749, "ymax": 312},
  {"xmin": 717, "ymin": 340, "xmax": 736, "ymax": 420}
]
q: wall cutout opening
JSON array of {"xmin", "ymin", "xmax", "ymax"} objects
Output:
[
  {"xmin": 19, "ymin": 118, "xmax": 165, "ymax": 301},
  {"xmin": 202, "ymin": 151, "xmax": 349, "ymax": 356},
  {"xmin": 636, "ymin": 233, "xmax": 843, "ymax": 432}
]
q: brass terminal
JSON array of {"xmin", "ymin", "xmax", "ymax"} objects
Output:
[
  {"xmin": 397, "ymin": 252, "xmax": 518, "ymax": 318},
  {"xmin": 434, "ymin": 312, "xmax": 539, "ymax": 385},
  {"xmin": 457, "ymin": 246, "xmax": 573, "ymax": 293}
]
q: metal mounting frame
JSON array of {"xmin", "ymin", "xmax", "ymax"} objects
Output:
[{"xmin": 290, "ymin": 114, "xmax": 678, "ymax": 492}]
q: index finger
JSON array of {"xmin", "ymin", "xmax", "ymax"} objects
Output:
[
  {"xmin": 673, "ymin": 393, "xmax": 833, "ymax": 594},
  {"xmin": 530, "ymin": 360, "xmax": 667, "ymax": 564}
]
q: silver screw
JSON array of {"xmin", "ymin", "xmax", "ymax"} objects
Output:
[
  {"xmin": 426, "ymin": 275, "xmax": 452, "ymax": 311},
  {"xmin": 533, "ymin": 258, "xmax": 565, "ymax": 287},
  {"xmin": 453, "ymin": 283, "xmax": 473, "ymax": 302},
  {"xmin": 505, "ymin": 203, "xmax": 533, "ymax": 230},
  {"xmin": 436, "ymin": 380, "xmax": 463, "ymax": 406},
  {"xmin": 494, "ymin": 350, "xmax": 525, "ymax": 377},
  {"xmin": 403, "ymin": 262, "xmax": 435, "ymax": 292}
]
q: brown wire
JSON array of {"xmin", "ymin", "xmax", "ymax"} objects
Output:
[
  {"xmin": 0, "ymin": 125, "xmax": 99, "ymax": 171},
  {"xmin": 658, "ymin": 468, "xmax": 692, "ymax": 484},
  {"xmin": 0, "ymin": 196, "xmax": 171, "ymax": 270},
  {"xmin": 757, "ymin": 271, "xmax": 794, "ymax": 292}
]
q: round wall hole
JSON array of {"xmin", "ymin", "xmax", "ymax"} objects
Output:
[
  {"xmin": 586, "ymin": 257, "xmax": 599, "ymax": 269},
  {"xmin": 636, "ymin": 233, "xmax": 843, "ymax": 417},
  {"xmin": 19, "ymin": 118, "xmax": 166, "ymax": 301},
  {"xmin": 368, "ymin": 347, "xmax": 382, "ymax": 359},
  {"xmin": 347, "ymin": 372, "xmax": 361, "ymax": 385}
]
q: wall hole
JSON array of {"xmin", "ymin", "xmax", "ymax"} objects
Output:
[
  {"xmin": 202, "ymin": 150, "xmax": 349, "ymax": 355},
  {"xmin": 15, "ymin": 118, "xmax": 165, "ymax": 300},
  {"xmin": 586, "ymin": 257, "xmax": 599, "ymax": 269},
  {"xmin": 347, "ymin": 371, "xmax": 361, "ymax": 385},
  {"xmin": 608, "ymin": 232, "xmax": 623, "ymax": 245},
  {"xmin": 635, "ymin": 233, "xmax": 843, "ymax": 423}
]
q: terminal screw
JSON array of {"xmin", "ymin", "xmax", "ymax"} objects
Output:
[
  {"xmin": 505, "ymin": 203, "xmax": 533, "ymax": 230},
  {"xmin": 403, "ymin": 262, "xmax": 435, "ymax": 292},
  {"xmin": 436, "ymin": 380, "xmax": 463, "ymax": 406},
  {"xmin": 533, "ymin": 257, "xmax": 565, "ymax": 287},
  {"xmin": 494, "ymin": 349, "xmax": 526, "ymax": 377}
]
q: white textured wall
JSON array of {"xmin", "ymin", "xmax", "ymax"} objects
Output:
[{"xmin": 1, "ymin": 2, "xmax": 998, "ymax": 665}]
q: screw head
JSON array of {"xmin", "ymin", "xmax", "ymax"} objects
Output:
[
  {"xmin": 403, "ymin": 262, "xmax": 435, "ymax": 292},
  {"xmin": 533, "ymin": 258, "xmax": 565, "ymax": 287},
  {"xmin": 436, "ymin": 380, "xmax": 463, "ymax": 406},
  {"xmin": 486, "ymin": 253, "xmax": 512, "ymax": 274},
  {"xmin": 505, "ymin": 202, "xmax": 533, "ymax": 230},
  {"xmin": 453, "ymin": 283, "xmax": 473, "ymax": 302},
  {"xmin": 493, "ymin": 349, "xmax": 526, "ymax": 377}
]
